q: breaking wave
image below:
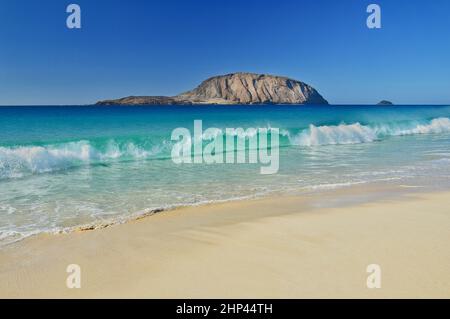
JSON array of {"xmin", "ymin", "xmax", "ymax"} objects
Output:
[
  {"xmin": 289, "ymin": 117, "xmax": 450, "ymax": 146},
  {"xmin": 1, "ymin": 117, "xmax": 449, "ymax": 180},
  {"xmin": 0, "ymin": 140, "xmax": 167, "ymax": 180}
]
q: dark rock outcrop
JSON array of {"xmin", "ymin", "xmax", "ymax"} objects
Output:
[
  {"xmin": 377, "ymin": 100, "xmax": 394, "ymax": 105},
  {"xmin": 95, "ymin": 96, "xmax": 191, "ymax": 106}
]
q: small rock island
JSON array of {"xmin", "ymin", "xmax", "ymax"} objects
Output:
[
  {"xmin": 377, "ymin": 100, "xmax": 394, "ymax": 105},
  {"xmin": 96, "ymin": 73, "xmax": 328, "ymax": 105}
]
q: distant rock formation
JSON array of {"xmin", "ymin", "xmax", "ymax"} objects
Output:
[
  {"xmin": 377, "ymin": 100, "xmax": 394, "ymax": 105},
  {"xmin": 97, "ymin": 96, "xmax": 188, "ymax": 105},
  {"xmin": 96, "ymin": 73, "xmax": 328, "ymax": 105}
]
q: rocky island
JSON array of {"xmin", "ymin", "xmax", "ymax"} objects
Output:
[
  {"xmin": 377, "ymin": 100, "xmax": 394, "ymax": 105},
  {"xmin": 96, "ymin": 73, "xmax": 328, "ymax": 105}
]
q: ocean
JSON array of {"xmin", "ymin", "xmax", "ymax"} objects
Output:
[{"xmin": 1, "ymin": 105, "xmax": 450, "ymax": 245}]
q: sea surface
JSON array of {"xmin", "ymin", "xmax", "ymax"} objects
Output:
[{"xmin": 1, "ymin": 105, "xmax": 450, "ymax": 245}]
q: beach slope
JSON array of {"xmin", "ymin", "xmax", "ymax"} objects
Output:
[{"xmin": 0, "ymin": 189, "xmax": 449, "ymax": 298}]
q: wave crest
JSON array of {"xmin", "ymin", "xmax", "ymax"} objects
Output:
[
  {"xmin": 289, "ymin": 117, "xmax": 450, "ymax": 146},
  {"xmin": 0, "ymin": 140, "xmax": 165, "ymax": 180},
  {"xmin": 1, "ymin": 117, "xmax": 449, "ymax": 179}
]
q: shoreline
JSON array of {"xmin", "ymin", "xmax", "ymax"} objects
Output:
[
  {"xmin": 0, "ymin": 179, "xmax": 424, "ymax": 248},
  {"xmin": 1, "ymin": 184, "xmax": 449, "ymax": 298}
]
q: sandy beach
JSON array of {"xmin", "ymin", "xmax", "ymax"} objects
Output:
[{"xmin": 0, "ymin": 186, "xmax": 449, "ymax": 298}]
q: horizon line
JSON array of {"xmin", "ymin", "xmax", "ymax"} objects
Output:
[{"xmin": 1, "ymin": 103, "xmax": 450, "ymax": 107}]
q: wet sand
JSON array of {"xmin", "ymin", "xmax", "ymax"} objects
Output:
[{"xmin": 0, "ymin": 186, "xmax": 449, "ymax": 298}]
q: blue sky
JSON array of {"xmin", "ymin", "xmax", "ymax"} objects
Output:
[{"xmin": 0, "ymin": 0, "xmax": 449, "ymax": 105}]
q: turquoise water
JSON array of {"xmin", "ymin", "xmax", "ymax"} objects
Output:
[{"xmin": 1, "ymin": 105, "xmax": 450, "ymax": 245}]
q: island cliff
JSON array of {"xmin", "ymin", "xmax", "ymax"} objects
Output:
[{"xmin": 96, "ymin": 73, "xmax": 328, "ymax": 105}]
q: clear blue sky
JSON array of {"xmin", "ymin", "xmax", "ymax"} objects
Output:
[{"xmin": 1, "ymin": 0, "xmax": 449, "ymax": 105}]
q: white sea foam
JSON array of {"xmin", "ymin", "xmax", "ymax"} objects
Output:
[
  {"xmin": 289, "ymin": 117, "xmax": 450, "ymax": 146},
  {"xmin": 1, "ymin": 118, "xmax": 450, "ymax": 180},
  {"xmin": 0, "ymin": 192, "xmax": 270, "ymax": 247},
  {"xmin": 0, "ymin": 140, "xmax": 165, "ymax": 180}
]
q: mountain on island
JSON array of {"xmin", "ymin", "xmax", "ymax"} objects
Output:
[{"xmin": 96, "ymin": 73, "xmax": 328, "ymax": 105}]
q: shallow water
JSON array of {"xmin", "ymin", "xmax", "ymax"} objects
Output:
[{"xmin": 1, "ymin": 105, "xmax": 450, "ymax": 245}]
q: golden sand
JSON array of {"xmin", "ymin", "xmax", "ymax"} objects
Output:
[{"xmin": 0, "ymin": 187, "xmax": 449, "ymax": 298}]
